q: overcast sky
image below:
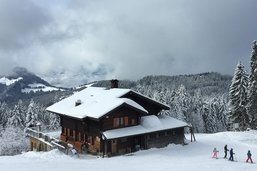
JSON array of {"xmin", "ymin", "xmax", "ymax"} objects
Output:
[{"xmin": 1, "ymin": 0, "xmax": 257, "ymax": 81}]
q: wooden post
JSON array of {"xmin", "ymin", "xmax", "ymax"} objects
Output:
[
  {"xmin": 190, "ymin": 126, "xmax": 196, "ymax": 142},
  {"xmin": 104, "ymin": 140, "xmax": 108, "ymax": 157}
]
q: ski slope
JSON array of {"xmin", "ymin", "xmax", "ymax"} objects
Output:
[{"xmin": 0, "ymin": 131, "xmax": 257, "ymax": 171}]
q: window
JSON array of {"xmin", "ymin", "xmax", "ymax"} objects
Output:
[
  {"xmin": 131, "ymin": 118, "xmax": 136, "ymax": 125},
  {"xmin": 92, "ymin": 137, "xmax": 95, "ymax": 145},
  {"xmin": 120, "ymin": 118, "xmax": 124, "ymax": 125},
  {"xmin": 88, "ymin": 136, "xmax": 92, "ymax": 144},
  {"xmin": 67, "ymin": 128, "xmax": 70, "ymax": 136},
  {"xmin": 146, "ymin": 134, "xmax": 151, "ymax": 140},
  {"xmin": 172, "ymin": 131, "xmax": 176, "ymax": 135},
  {"xmin": 113, "ymin": 117, "xmax": 127, "ymax": 127},
  {"xmin": 112, "ymin": 139, "xmax": 117, "ymax": 143},
  {"xmin": 113, "ymin": 118, "xmax": 119, "ymax": 127},
  {"xmin": 81, "ymin": 134, "xmax": 85, "ymax": 142},
  {"xmin": 62, "ymin": 127, "xmax": 66, "ymax": 135},
  {"xmin": 73, "ymin": 130, "xmax": 76, "ymax": 139},
  {"xmin": 78, "ymin": 132, "xmax": 81, "ymax": 141},
  {"xmin": 120, "ymin": 138, "xmax": 127, "ymax": 143}
]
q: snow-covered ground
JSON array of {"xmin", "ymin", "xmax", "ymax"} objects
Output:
[{"xmin": 1, "ymin": 131, "xmax": 257, "ymax": 171}]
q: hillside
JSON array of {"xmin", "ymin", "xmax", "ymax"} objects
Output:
[
  {"xmin": 0, "ymin": 131, "xmax": 256, "ymax": 171},
  {"xmin": 93, "ymin": 72, "xmax": 232, "ymax": 96},
  {"xmin": 0, "ymin": 67, "xmax": 71, "ymax": 105},
  {"xmin": 0, "ymin": 71, "xmax": 232, "ymax": 133}
]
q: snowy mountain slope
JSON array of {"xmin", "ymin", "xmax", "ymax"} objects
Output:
[
  {"xmin": 0, "ymin": 77, "xmax": 23, "ymax": 86},
  {"xmin": 0, "ymin": 131, "xmax": 256, "ymax": 171},
  {"xmin": 21, "ymin": 83, "xmax": 63, "ymax": 93},
  {"xmin": 0, "ymin": 67, "xmax": 68, "ymax": 104}
]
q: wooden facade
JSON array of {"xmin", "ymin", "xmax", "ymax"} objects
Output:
[{"xmin": 56, "ymin": 102, "xmax": 186, "ymax": 156}]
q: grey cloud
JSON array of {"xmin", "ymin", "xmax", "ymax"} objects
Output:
[
  {"xmin": 0, "ymin": 0, "xmax": 52, "ymax": 50},
  {"xmin": 1, "ymin": 0, "xmax": 257, "ymax": 85}
]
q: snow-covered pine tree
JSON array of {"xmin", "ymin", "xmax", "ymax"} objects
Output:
[
  {"xmin": 0, "ymin": 102, "xmax": 11, "ymax": 128},
  {"xmin": 247, "ymin": 40, "xmax": 257, "ymax": 128},
  {"xmin": 169, "ymin": 85, "xmax": 189, "ymax": 122},
  {"xmin": 16, "ymin": 100, "xmax": 27, "ymax": 127},
  {"xmin": 25, "ymin": 99, "xmax": 39, "ymax": 128},
  {"xmin": 0, "ymin": 126, "xmax": 29, "ymax": 155},
  {"xmin": 202, "ymin": 100, "xmax": 217, "ymax": 133},
  {"xmin": 211, "ymin": 97, "xmax": 228, "ymax": 132},
  {"xmin": 7, "ymin": 104, "xmax": 24, "ymax": 128},
  {"xmin": 229, "ymin": 61, "xmax": 249, "ymax": 130},
  {"xmin": 48, "ymin": 112, "xmax": 60, "ymax": 130},
  {"xmin": 189, "ymin": 89, "xmax": 205, "ymax": 133}
]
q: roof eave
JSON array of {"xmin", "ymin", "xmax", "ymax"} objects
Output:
[{"xmin": 124, "ymin": 90, "xmax": 170, "ymax": 110}]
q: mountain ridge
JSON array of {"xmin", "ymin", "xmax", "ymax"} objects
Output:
[
  {"xmin": 0, "ymin": 67, "xmax": 69, "ymax": 105},
  {"xmin": 0, "ymin": 68, "xmax": 232, "ymax": 107}
]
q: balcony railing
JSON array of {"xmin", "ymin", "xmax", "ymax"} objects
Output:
[{"xmin": 25, "ymin": 127, "xmax": 75, "ymax": 154}]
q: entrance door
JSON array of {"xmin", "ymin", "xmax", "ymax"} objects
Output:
[{"xmin": 111, "ymin": 139, "xmax": 117, "ymax": 154}]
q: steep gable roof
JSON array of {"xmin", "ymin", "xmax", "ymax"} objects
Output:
[
  {"xmin": 46, "ymin": 87, "xmax": 151, "ymax": 119},
  {"xmin": 123, "ymin": 90, "xmax": 170, "ymax": 110}
]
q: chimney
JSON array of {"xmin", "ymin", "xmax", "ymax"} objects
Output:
[
  {"xmin": 110, "ymin": 79, "xmax": 119, "ymax": 88},
  {"xmin": 75, "ymin": 99, "xmax": 82, "ymax": 106}
]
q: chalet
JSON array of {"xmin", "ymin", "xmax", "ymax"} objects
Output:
[{"xmin": 46, "ymin": 80, "xmax": 188, "ymax": 156}]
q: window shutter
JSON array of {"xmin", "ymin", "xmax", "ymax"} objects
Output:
[
  {"xmin": 113, "ymin": 118, "xmax": 117, "ymax": 127},
  {"xmin": 125, "ymin": 116, "xmax": 129, "ymax": 126}
]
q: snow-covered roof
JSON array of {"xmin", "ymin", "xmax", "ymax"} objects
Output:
[
  {"xmin": 46, "ymin": 87, "xmax": 149, "ymax": 119},
  {"xmin": 102, "ymin": 115, "xmax": 188, "ymax": 139}
]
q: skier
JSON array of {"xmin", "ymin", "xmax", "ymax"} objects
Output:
[
  {"xmin": 212, "ymin": 147, "xmax": 219, "ymax": 159},
  {"xmin": 229, "ymin": 148, "xmax": 235, "ymax": 161},
  {"xmin": 246, "ymin": 150, "xmax": 253, "ymax": 163},
  {"xmin": 224, "ymin": 145, "xmax": 229, "ymax": 158}
]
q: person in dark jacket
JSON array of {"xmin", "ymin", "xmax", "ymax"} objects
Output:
[
  {"xmin": 246, "ymin": 150, "xmax": 253, "ymax": 163},
  {"xmin": 229, "ymin": 148, "xmax": 235, "ymax": 161},
  {"xmin": 224, "ymin": 145, "xmax": 229, "ymax": 158}
]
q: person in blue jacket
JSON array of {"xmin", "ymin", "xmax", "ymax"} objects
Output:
[{"xmin": 229, "ymin": 148, "xmax": 235, "ymax": 161}]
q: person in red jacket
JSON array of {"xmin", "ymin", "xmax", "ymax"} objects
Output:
[
  {"xmin": 212, "ymin": 147, "xmax": 219, "ymax": 159},
  {"xmin": 246, "ymin": 150, "xmax": 253, "ymax": 163}
]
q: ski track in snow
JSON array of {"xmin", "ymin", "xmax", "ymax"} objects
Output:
[{"xmin": 0, "ymin": 131, "xmax": 257, "ymax": 171}]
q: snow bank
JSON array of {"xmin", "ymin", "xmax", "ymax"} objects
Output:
[
  {"xmin": 21, "ymin": 149, "xmax": 71, "ymax": 161},
  {"xmin": 1, "ymin": 131, "xmax": 257, "ymax": 171}
]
